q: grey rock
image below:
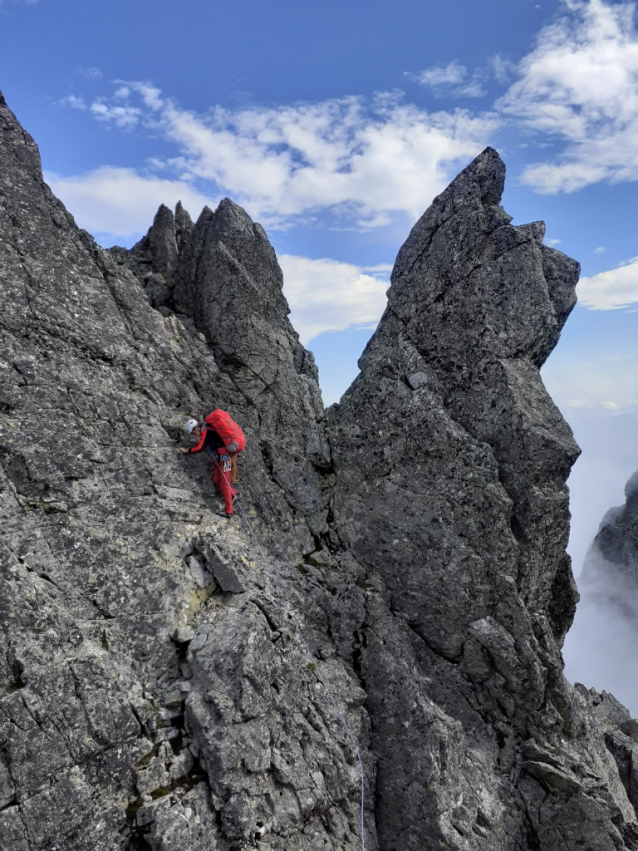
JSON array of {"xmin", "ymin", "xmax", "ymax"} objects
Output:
[
  {"xmin": 136, "ymin": 203, "xmax": 180, "ymax": 281},
  {"xmin": 189, "ymin": 631, "xmax": 209, "ymax": 652},
  {"xmin": 110, "ymin": 203, "xmax": 181, "ymax": 308},
  {"xmin": 329, "ymin": 147, "xmax": 637, "ymax": 849},
  {"xmin": 174, "ymin": 200, "xmax": 194, "ymax": 251},
  {"xmin": 188, "ymin": 555, "xmax": 211, "ymax": 589},
  {"xmin": 173, "ymin": 625, "xmax": 195, "ymax": 643},
  {"xmin": 139, "ymin": 783, "xmax": 226, "ymax": 850},
  {"xmin": 205, "ymin": 544, "xmax": 246, "ymax": 594},
  {"xmin": 1, "ymin": 89, "xmax": 637, "ymax": 851},
  {"xmin": 171, "ymin": 198, "xmax": 329, "ymax": 519},
  {"xmin": 113, "ymin": 191, "xmax": 329, "ymax": 533},
  {"xmin": 0, "ymin": 90, "xmax": 369, "ymax": 851}
]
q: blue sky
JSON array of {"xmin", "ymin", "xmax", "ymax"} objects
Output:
[{"xmin": 3, "ymin": 0, "xmax": 638, "ymax": 688}]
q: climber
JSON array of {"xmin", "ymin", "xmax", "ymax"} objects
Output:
[{"xmin": 179, "ymin": 410, "xmax": 246, "ymax": 518}]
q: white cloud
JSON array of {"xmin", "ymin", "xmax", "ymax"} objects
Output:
[
  {"xmin": 542, "ymin": 260, "xmax": 638, "ymax": 415},
  {"xmin": 58, "ymin": 95, "xmax": 86, "ymax": 110},
  {"xmin": 362, "ymin": 263, "xmax": 393, "ymax": 273},
  {"xmin": 90, "ymin": 99, "xmax": 142, "ymax": 129},
  {"xmin": 491, "ymin": 55, "xmax": 516, "ymax": 84},
  {"xmin": 71, "ymin": 82, "xmax": 497, "ymax": 230},
  {"xmin": 44, "ymin": 166, "xmax": 218, "ymax": 241},
  {"xmin": 415, "ymin": 61, "xmax": 467, "ymax": 88},
  {"xmin": 545, "ymin": 237, "xmax": 562, "ymax": 245},
  {"xmin": 577, "ymin": 258, "xmax": 638, "ymax": 310},
  {"xmin": 74, "ymin": 66, "xmax": 102, "ymax": 79},
  {"xmin": 412, "ymin": 61, "xmax": 487, "ymax": 98},
  {"xmin": 280, "ymin": 255, "xmax": 389, "ymax": 344},
  {"xmin": 595, "ymin": 245, "xmax": 606, "ymax": 253},
  {"xmin": 457, "ymin": 79, "xmax": 488, "ymax": 98},
  {"xmin": 499, "ymin": 0, "xmax": 638, "ymax": 193},
  {"xmin": 542, "ymin": 259, "xmax": 638, "ymax": 414}
]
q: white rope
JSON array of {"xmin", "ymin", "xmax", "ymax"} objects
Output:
[{"xmin": 214, "ymin": 455, "xmax": 366, "ymax": 851}]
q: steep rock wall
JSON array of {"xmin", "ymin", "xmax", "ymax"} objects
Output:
[
  {"xmin": 328, "ymin": 149, "xmax": 638, "ymax": 850},
  {"xmin": 114, "ymin": 197, "xmax": 329, "ymax": 544},
  {"xmin": 1, "ymin": 90, "xmax": 637, "ymax": 851},
  {"xmin": 0, "ymin": 91, "xmax": 372, "ymax": 851}
]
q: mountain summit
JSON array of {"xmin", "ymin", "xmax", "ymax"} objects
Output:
[{"xmin": 1, "ymin": 90, "xmax": 637, "ymax": 850}]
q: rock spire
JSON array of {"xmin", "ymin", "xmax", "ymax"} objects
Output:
[{"xmin": 1, "ymin": 89, "xmax": 638, "ymax": 850}]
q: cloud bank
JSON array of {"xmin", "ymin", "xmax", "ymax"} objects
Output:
[
  {"xmin": 51, "ymin": 1, "xmax": 638, "ymax": 241},
  {"xmin": 542, "ymin": 352, "xmax": 638, "ymax": 412},
  {"xmin": 46, "ymin": 1, "xmax": 638, "ymax": 351}
]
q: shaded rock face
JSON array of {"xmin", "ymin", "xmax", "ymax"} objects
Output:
[
  {"xmin": 170, "ymin": 199, "xmax": 328, "ymax": 519},
  {"xmin": 331, "ymin": 149, "xmax": 580, "ymax": 653},
  {"xmin": 1, "ymin": 90, "xmax": 637, "ymax": 851},
  {"xmin": 117, "ymin": 201, "xmax": 192, "ymax": 308}
]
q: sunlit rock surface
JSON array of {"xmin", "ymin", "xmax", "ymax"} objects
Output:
[{"xmin": 2, "ymin": 90, "xmax": 638, "ymax": 850}]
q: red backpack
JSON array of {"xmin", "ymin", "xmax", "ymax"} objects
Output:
[{"xmin": 204, "ymin": 409, "xmax": 246, "ymax": 453}]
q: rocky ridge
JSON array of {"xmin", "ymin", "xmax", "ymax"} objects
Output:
[{"xmin": 1, "ymin": 89, "xmax": 638, "ymax": 850}]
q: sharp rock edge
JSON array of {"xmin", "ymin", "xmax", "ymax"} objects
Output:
[{"xmin": 0, "ymin": 90, "xmax": 636, "ymax": 851}]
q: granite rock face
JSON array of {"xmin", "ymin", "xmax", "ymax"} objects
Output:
[
  {"xmin": 1, "ymin": 90, "xmax": 637, "ymax": 851},
  {"xmin": 115, "ymin": 195, "xmax": 329, "ymax": 540}
]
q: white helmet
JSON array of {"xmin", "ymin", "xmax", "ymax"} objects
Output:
[{"xmin": 185, "ymin": 418, "xmax": 199, "ymax": 434}]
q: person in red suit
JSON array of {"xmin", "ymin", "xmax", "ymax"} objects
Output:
[{"xmin": 179, "ymin": 410, "xmax": 246, "ymax": 518}]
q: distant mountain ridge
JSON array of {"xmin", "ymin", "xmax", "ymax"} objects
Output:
[{"xmin": 579, "ymin": 471, "xmax": 638, "ymax": 644}]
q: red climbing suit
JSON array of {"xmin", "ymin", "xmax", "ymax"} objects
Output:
[
  {"xmin": 189, "ymin": 410, "xmax": 245, "ymax": 514},
  {"xmin": 204, "ymin": 410, "xmax": 246, "ymax": 452}
]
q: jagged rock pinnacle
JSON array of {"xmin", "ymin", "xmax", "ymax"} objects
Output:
[{"xmin": 2, "ymin": 92, "xmax": 638, "ymax": 851}]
